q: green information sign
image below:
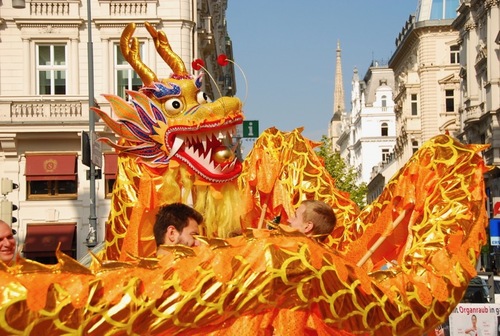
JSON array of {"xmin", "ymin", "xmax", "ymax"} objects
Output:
[{"xmin": 242, "ymin": 120, "xmax": 259, "ymax": 138}]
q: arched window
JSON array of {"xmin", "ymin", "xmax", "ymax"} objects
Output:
[
  {"xmin": 381, "ymin": 122, "xmax": 388, "ymax": 136},
  {"xmin": 381, "ymin": 95, "xmax": 387, "ymax": 108}
]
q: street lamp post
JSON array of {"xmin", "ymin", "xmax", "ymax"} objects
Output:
[
  {"xmin": 12, "ymin": 0, "xmax": 98, "ymax": 247},
  {"xmin": 86, "ymin": 0, "xmax": 97, "ymax": 247}
]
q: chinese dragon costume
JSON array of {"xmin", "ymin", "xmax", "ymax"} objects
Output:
[{"xmin": 0, "ymin": 22, "xmax": 490, "ymax": 336}]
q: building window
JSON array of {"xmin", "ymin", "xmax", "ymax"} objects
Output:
[
  {"xmin": 36, "ymin": 44, "xmax": 67, "ymax": 95},
  {"xmin": 28, "ymin": 181, "xmax": 77, "ymax": 199},
  {"xmin": 412, "ymin": 140, "xmax": 419, "ymax": 154},
  {"xmin": 381, "ymin": 95, "xmax": 387, "ymax": 110},
  {"xmin": 430, "ymin": 0, "xmax": 458, "ymax": 19},
  {"xmin": 445, "ymin": 89, "xmax": 454, "ymax": 112},
  {"xmin": 382, "ymin": 148, "xmax": 390, "ymax": 162},
  {"xmin": 450, "ymin": 45, "xmax": 460, "ymax": 64},
  {"xmin": 411, "ymin": 94, "xmax": 418, "ymax": 116},
  {"xmin": 104, "ymin": 153, "xmax": 118, "ymax": 199},
  {"xmin": 25, "ymin": 154, "xmax": 77, "ymax": 200},
  {"xmin": 115, "ymin": 43, "xmax": 143, "ymax": 100},
  {"xmin": 381, "ymin": 122, "xmax": 388, "ymax": 136}
]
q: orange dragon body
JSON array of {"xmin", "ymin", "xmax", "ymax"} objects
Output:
[{"xmin": 0, "ymin": 23, "xmax": 489, "ymax": 335}]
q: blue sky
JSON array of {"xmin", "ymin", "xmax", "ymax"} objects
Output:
[{"xmin": 226, "ymin": 1, "xmax": 418, "ymax": 145}]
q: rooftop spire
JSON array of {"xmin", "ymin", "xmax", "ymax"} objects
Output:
[{"xmin": 333, "ymin": 40, "xmax": 345, "ymax": 118}]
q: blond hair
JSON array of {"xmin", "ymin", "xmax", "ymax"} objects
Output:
[{"xmin": 302, "ymin": 200, "xmax": 337, "ymax": 241}]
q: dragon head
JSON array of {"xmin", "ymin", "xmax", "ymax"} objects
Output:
[{"xmin": 93, "ymin": 22, "xmax": 243, "ymax": 183}]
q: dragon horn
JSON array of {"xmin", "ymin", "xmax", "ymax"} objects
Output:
[
  {"xmin": 120, "ymin": 23, "xmax": 158, "ymax": 86},
  {"xmin": 145, "ymin": 22, "xmax": 190, "ymax": 77}
]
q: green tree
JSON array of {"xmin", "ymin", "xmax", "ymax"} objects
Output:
[{"xmin": 317, "ymin": 136, "xmax": 367, "ymax": 208}]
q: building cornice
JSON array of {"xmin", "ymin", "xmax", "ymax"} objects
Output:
[
  {"xmin": 15, "ymin": 18, "xmax": 84, "ymax": 28},
  {"xmin": 93, "ymin": 18, "xmax": 161, "ymax": 29},
  {"xmin": 390, "ymin": 19, "xmax": 456, "ymax": 68},
  {"xmin": 452, "ymin": 4, "xmax": 470, "ymax": 30},
  {"xmin": 484, "ymin": 0, "xmax": 500, "ymax": 9}
]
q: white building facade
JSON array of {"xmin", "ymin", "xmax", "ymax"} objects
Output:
[
  {"xmin": 0, "ymin": 0, "xmax": 234, "ymax": 262},
  {"xmin": 389, "ymin": 12, "xmax": 460, "ymax": 166},
  {"xmin": 365, "ymin": 0, "xmax": 461, "ymax": 202},
  {"xmin": 453, "ymin": 0, "xmax": 500, "ymax": 267},
  {"xmin": 337, "ymin": 64, "xmax": 397, "ymax": 186},
  {"xmin": 453, "ymin": 0, "xmax": 500, "ymax": 202}
]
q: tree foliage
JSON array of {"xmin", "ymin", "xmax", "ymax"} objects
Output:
[{"xmin": 316, "ymin": 136, "xmax": 367, "ymax": 208}]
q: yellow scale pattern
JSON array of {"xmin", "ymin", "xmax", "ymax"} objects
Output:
[{"xmin": 0, "ymin": 134, "xmax": 489, "ymax": 336}]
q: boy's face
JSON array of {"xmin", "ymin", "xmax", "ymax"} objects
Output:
[{"xmin": 287, "ymin": 204, "xmax": 311, "ymax": 235}]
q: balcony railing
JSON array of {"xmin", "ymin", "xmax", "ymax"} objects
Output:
[
  {"xmin": 482, "ymin": 147, "xmax": 500, "ymax": 166},
  {"xmin": 26, "ymin": 0, "xmax": 154, "ymax": 19},
  {"xmin": 108, "ymin": 1, "xmax": 149, "ymax": 16},
  {"xmin": 13, "ymin": 101, "xmax": 82, "ymax": 119},
  {"xmin": 30, "ymin": 1, "xmax": 70, "ymax": 16},
  {"xmin": 0, "ymin": 97, "xmax": 96, "ymax": 123},
  {"xmin": 463, "ymin": 103, "xmax": 483, "ymax": 123}
]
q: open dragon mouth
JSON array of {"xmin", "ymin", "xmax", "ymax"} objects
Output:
[{"xmin": 166, "ymin": 120, "xmax": 243, "ymax": 182}]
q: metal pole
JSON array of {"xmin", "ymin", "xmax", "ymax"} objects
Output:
[{"xmin": 86, "ymin": 0, "xmax": 97, "ymax": 247}]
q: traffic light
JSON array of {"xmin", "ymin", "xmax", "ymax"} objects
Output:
[
  {"xmin": 0, "ymin": 178, "xmax": 19, "ymax": 225},
  {"xmin": 0, "ymin": 199, "xmax": 18, "ymax": 225},
  {"xmin": 1, "ymin": 178, "xmax": 18, "ymax": 196}
]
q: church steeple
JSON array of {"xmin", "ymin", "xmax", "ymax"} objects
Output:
[
  {"xmin": 333, "ymin": 40, "xmax": 345, "ymax": 120},
  {"xmin": 328, "ymin": 40, "xmax": 345, "ymax": 150}
]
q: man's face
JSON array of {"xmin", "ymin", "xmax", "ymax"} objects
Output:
[
  {"xmin": 168, "ymin": 218, "xmax": 200, "ymax": 247},
  {"xmin": 0, "ymin": 223, "xmax": 16, "ymax": 264},
  {"xmin": 287, "ymin": 204, "xmax": 310, "ymax": 234}
]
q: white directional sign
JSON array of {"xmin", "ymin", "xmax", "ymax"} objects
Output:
[{"xmin": 91, "ymin": 131, "xmax": 102, "ymax": 168}]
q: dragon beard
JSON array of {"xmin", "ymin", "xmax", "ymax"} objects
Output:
[
  {"xmin": 103, "ymin": 156, "xmax": 243, "ymax": 261},
  {"xmin": 161, "ymin": 164, "xmax": 243, "ymax": 239}
]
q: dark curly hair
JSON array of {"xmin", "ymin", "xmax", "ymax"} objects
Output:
[{"xmin": 153, "ymin": 203, "xmax": 203, "ymax": 246}]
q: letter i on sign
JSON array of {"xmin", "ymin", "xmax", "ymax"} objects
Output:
[{"xmin": 247, "ymin": 122, "xmax": 254, "ymax": 137}]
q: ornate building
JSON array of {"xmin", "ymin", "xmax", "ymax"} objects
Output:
[
  {"xmin": 0, "ymin": 0, "xmax": 234, "ymax": 262},
  {"xmin": 337, "ymin": 63, "xmax": 397, "ymax": 187},
  {"xmin": 452, "ymin": 0, "xmax": 500, "ymax": 266},
  {"xmin": 364, "ymin": 0, "xmax": 461, "ymax": 201},
  {"xmin": 389, "ymin": 0, "xmax": 460, "ymax": 165}
]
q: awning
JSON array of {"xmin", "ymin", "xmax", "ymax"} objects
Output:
[
  {"xmin": 25, "ymin": 154, "xmax": 77, "ymax": 181},
  {"xmin": 104, "ymin": 153, "xmax": 118, "ymax": 179},
  {"xmin": 23, "ymin": 223, "xmax": 76, "ymax": 258}
]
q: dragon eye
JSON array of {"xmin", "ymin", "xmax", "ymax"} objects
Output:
[
  {"xmin": 196, "ymin": 91, "xmax": 212, "ymax": 104},
  {"xmin": 164, "ymin": 98, "xmax": 184, "ymax": 114}
]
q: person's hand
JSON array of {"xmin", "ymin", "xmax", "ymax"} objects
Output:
[{"xmin": 435, "ymin": 327, "xmax": 444, "ymax": 336}]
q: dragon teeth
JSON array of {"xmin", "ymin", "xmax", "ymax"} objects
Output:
[
  {"xmin": 173, "ymin": 128, "xmax": 238, "ymax": 174},
  {"xmin": 168, "ymin": 136, "xmax": 184, "ymax": 159}
]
